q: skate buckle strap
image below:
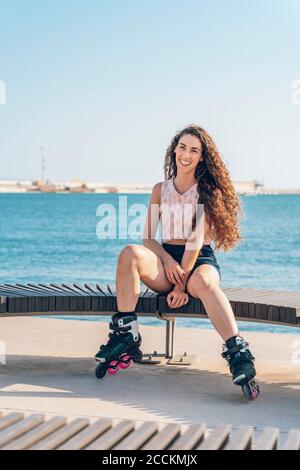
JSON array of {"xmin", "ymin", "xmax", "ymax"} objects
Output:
[
  {"xmin": 222, "ymin": 343, "xmax": 245, "ymax": 358},
  {"xmin": 109, "ymin": 322, "xmax": 131, "ymax": 333},
  {"xmin": 222, "ymin": 346, "xmax": 255, "ymax": 362}
]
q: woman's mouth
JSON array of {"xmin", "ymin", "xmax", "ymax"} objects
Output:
[{"xmin": 179, "ymin": 159, "xmax": 192, "ymax": 167}]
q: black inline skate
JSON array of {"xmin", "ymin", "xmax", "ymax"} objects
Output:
[
  {"xmin": 94, "ymin": 311, "xmax": 143, "ymax": 379},
  {"xmin": 221, "ymin": 335, "xmax": 260, "ymax": 400}
]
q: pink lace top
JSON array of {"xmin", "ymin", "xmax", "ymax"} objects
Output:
[{"xmin": 159, "ymin": 178, "xmax": 213, "ymax": 246}]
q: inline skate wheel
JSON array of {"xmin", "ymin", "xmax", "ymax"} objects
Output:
[
  {"xmin": 242, "ymin": 380, "xmax": 260, "ymax": 400},
  {"xmin": 95, "ymin": 363, "xmax": 107, "ymax": 379},
  {"xmin": 107, "ymin": 360, "xmax": 120, "ymax": 375},
  {"xmin": 119, "ymin": 354, "xmax": 132, "ymax": 369},
  {"xmin": 131, "ymin": 349, "xmax": 143, "ymax": 363}
]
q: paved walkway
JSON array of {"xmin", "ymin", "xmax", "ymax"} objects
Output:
[{"xmin": 0, "ymin": 317, "xmax": 299, "ymax": 445}]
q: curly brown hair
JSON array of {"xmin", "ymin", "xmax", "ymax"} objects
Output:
[{"xmin": 163, "ymin": 124, "xmax": 243, "ymax": 252}]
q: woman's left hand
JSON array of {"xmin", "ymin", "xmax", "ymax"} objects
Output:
[{"xmin": 167, "ymin": 286, "xmax": 189, "ymax": 309}]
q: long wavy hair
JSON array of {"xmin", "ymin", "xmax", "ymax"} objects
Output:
[{"xmin": 163, "ymin": 124, "xmax": 243, "ymax": 252}]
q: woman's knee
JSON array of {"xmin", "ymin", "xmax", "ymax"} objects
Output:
[
  {"xmin": 187, "ymin": 270, "xmax": 217, "ymax": 297},
  {"xmin": 118, "ymin": 244, "xmax": 147, "ymax": 268}
]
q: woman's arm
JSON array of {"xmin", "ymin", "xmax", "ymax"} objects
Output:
[
  {"xmin": 180, "ymin": 207, "xmax": 207, "ymax": 289},
  {"xmin": 180, "ymin": 250, "xmax": 202, "ymax": 291},
  {"xmin": 142, "ymin": 182, "xmax": 173, "ymax": 263}
]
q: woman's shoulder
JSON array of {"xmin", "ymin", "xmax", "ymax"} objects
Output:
[
  {"xmin": 152, "ymin": 181, "xmax": 163, "ymax": 191},
  {"xmin": 151, "ymin": 179, "xmax": 174, "ymax": 204},
  {"xmin": 150, "ymin": 181, "xmax": 164, "ymax": 204},
  {"xmin": 153, "ymin": 179, "xmax": 173, "ymax": 192}
]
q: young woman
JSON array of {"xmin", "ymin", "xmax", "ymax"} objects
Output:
[{"xmin": 95, "ymin": 124, "xmax": 259, "ymax": 400}]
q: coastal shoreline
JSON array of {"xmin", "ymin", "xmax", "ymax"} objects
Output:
[{"xmin": 0, "ymin": 179, "xmax": 299, "ymax": 195}]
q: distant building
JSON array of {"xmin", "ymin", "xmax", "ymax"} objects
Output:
[{"xmin": 233, "ymin": 180, "xmax": 264, "ymax": 195}]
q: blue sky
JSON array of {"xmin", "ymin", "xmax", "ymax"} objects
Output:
[{"xmin": 0, "ymin": 0, "xmax": 300, "ymax": 188}]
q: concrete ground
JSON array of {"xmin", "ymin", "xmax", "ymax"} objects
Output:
[{"xmin": 0, "ymin": 317, "xmax": 299, "ymax": 443}]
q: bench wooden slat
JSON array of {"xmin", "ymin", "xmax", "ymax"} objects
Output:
[
  {"xmin": 61, "ymin": 295, "xmax": 70, "ymax": 312},
  {"xmin": 268, "ymin": 305, "xmax": 280, "ymax": 322},
  {"xmin": 37, "ymin": 283, "xmax": 71, "ymax": 294},
  {"xmin": 169, "ymin": 424, "xmax": 206, "ymax": 450},
  {"xmin": 224, "ymin": 288, "xmax": 300, "ymax": 308},
  {"xmin": 68, "ymin": 295, "xmax": 78, "ymax": 312},
  {"xmin": 83, "ymin": 283, "xmax": 103, "ymax": 295},
  {"xmin": 0, "ymin": 413, "xmax": 24, "ymax": 432},
  {"xmin": 225, "ymin": 288, "xmax": 271, "ymax": 300},
  {"xmin": 196, "ymin": 425, "xmax": 231, "ymax": 450},
  {"xmin": 71, "ymin": 283, "xmax": 93, "ymax": 295},
  {"xmin": 143, "ymin": 291, "xmax": 159, "ymax": 313},
  {"xmin": 0, "ymin": 414, "xmax": 45, "ymax": 448},
  {"xmin": 95, "ymin": 283, "xmax": 109, "ymax": 295},
  {"xmin": 96, "ymin": 293, "xmax": 107, "ymax": 312},
  {"xmin": 113, "ymin": 422, "xmax": 158, "ymax": 450},
  {"xmin": 86, "ymin": 420, "xmax": 135, "ymax": 450},
  {"xmin": 3, "ymin": 416, "xmax": 67, "ymax": 450},
  {"xmin": 58, "ymin": 418, "xmax": 112, "ymax": 450},
  {"xmin": 261, "ymin": 304, "xmax": 268, "ymax": 321},
  {"xmin": 282, "ymin": 429, "xmax": 300, "ymax": 450},
  {"xmin": 17, "ymin": 284, "xmax": 52, "ymax": 297},
  {"xmin": 279, "ymin": 306, "xmax": 286, "ymax": 323},
  {"xmin": 92, "ymin": 284, "xmax": 109, "ymax": 311},
  {"xmin": 255, "ymin": 427, "xmax": 279, "ymax": 450},
  {"xmin": 30, "ymin": 418, "xmax": 89, "ymax": 450},
  {"xmin": 1, "ymin": 285, "xmax": 35, "ymax": 296},
  {"xmin": 105, "ymin": 284, "xmax": 117, "ymax": 312},
  {"xmin": 26, "ymin": 284, "xmax": 59, "ymax": 296},
  {"xmin": 3, "ymin": 284, "xmax": 39, "ymax": 295},
  {"xmin": 141, "ymin": 423, "xmax": 181, "ymax": 451},
  {"xmin": 49, "ymin": 283, "xmax": 74, "ymax": 295},
  {"xmin": 242, "ymin": 302, "xmax": 249, "ymax": 318},
  {"xmin": 286, "ymin": 307, "xmax": 297, "ymax": 324},
  {"xmin": 107, "ymin": 284, "xmax": 116, "ymax": 296},
  {"xmin": 10, "ymin": 296, "xmax": 23, "ymax": 313},
  {"xmin": 0, "ymin": 285, "xmax": 35, "ymax": 297},
  {"xmin": 141, "ymin": 291, "xmax": 153, "ymax": 314},
  {"xmin": 60, "ymin": 283, "xmax": 87, "ymax": 295},
  {"xmin": 40, "ymin": 296, "xmax": 50, "ymax": 312},
  {"xmin": 34, "ymin": 295, "xmax": 44, "ymax": 312},
  {"xmin": 0, "ymin": 289, "xmax": 23, "ymax": 299},
  {"xmin": 27, "ymin": 283, "xmax": 62, "ymax": 294},
  {"xmin": 224, "ymin": 426, "xmax": 253, "ymax": 450},
  {"xmin": 0, "ymin": 296, "xmax": 7, "ymax": 313},
  {"xmin": 248, "ymin": 302, "xmax": 255, "ymax": 318}
]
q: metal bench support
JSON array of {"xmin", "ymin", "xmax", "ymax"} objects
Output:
[{"xmin": 140, "ymin": 314, "xmax": 196, "ymax": 366}]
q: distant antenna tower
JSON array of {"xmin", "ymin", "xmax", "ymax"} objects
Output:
[{"xmin": 40, "ymin": 146, "xmax": 46, "ymax": 182}]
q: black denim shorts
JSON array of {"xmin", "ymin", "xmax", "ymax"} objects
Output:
[{"xmin": 162, "ymin": 242, "xmax": 221, "ymax": 281}]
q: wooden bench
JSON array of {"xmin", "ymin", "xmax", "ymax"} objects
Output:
[
  {"xmin": 1, "ymin": 283, "xmax": 300, "ymax": 364},
  {"xmin": 0, "ymin": 410, "xmax": 299, "ymax": 450}
]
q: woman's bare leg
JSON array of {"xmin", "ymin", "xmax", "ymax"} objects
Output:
[
  {"xmin": 186, "ymin": 264, "xmax": 239, "ymax": 341},
  {"xmin": 116, "ymin": 244, "xmax": 173, "ymax": 312}
]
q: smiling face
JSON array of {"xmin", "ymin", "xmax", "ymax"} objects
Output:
[{"xmin": 174, "ymin": 133, "xmax": 202, "ymax": 175}]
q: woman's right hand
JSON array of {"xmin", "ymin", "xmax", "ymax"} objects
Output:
[
  {"xmin": 163, "ymin": 257, "xmax": 186, "ymax": 286},
  {"xmin": 167, "ymin": 286, "xmax": 189, "ymax": 309}
]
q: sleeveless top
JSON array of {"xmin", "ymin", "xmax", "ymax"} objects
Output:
[{"xmin": 159, "ymin": 178, "xmax": 213, "ymax": 246}]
